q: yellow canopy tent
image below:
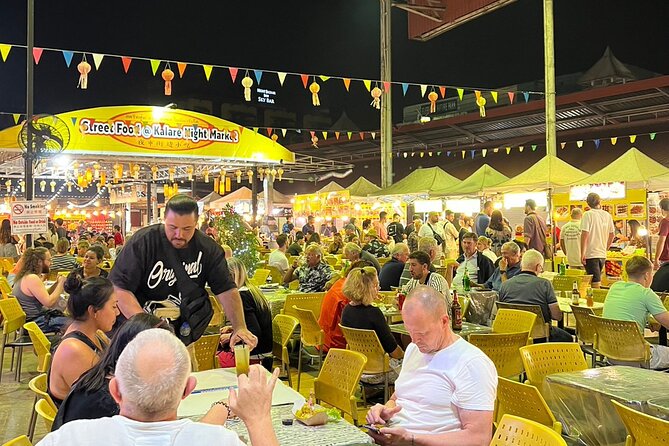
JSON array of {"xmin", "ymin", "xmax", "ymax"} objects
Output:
[
  {"xmin": 316, "ymin": 181, "xmax": 345, "ymax": 194},
  {"xmin": 432, "ymin": 164, "xmax": 508, "ymax": 197},
  {"xmin": 371, "ymin": 166, "xmax": 460, "ymax": 197},
  {"xmin": 489, "ymin": 155, "xmax": 589, "ymax": 193},
  {"xmin": 346, "ymin": 177, "xmax": 381, "ymax": 197},
  {"xmin": 572, "ymin": 147, "xmax": 669, "ymax": 189}
]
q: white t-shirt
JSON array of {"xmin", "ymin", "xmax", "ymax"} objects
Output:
[
  {"xmin": 580, "ymin": 209, "xmax": 614, "ymax": 259},
  {"xmin": 453, "ymin": 253, "xmax": 479, "ymax": 290},
  {"xmin": 392, "ymin": 341, "xmax": 497, "ymax": 435},
  {"xmin": 418, "ymin": 222, "xmax": 445, "ymax": 257},
  {"xmin": 560, "ymin": 220, "xmax": 582, "ymax": 267},
  {"xmin": 37, "ymin": 415, "xmax": 245, "ymax": 446},
  {"xmin": 268, "ymin": 249, "xmax": 289, "ymax": 275}
]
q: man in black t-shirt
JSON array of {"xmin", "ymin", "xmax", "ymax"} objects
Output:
[{"xmin": 109, "ymin": 195, "xmax": 257, "ymax": 348}]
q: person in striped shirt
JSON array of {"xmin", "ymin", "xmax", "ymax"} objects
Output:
[{"xmin": 51, "ymin": 238, "xmax": 78, "ymax": 271}]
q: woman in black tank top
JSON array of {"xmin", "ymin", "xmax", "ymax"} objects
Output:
[{"xmin": 48, "ymin": 272, "xmax": 119, "ymax": 406}]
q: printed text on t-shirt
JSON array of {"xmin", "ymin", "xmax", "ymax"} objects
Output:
[{"xmin": 147, "ymin": 251, "xmax": 204, "ymax": 289}]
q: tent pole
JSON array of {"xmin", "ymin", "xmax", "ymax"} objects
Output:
[{"xmin": 380, "ymin": 0, "xmax": 393, "ymax": 188}]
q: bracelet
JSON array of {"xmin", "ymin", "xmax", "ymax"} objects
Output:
[{"xmin": 211, "ymin": 400, "xmax": 232, "ymax": 419}]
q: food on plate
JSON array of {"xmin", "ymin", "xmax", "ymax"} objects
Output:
[
  {"xmin": 615, "ymin": 204, "xmax": 628, "ymax": 216},
  {"xmin": 630, "ymin": 204, "xmax": 644, "ymax": 216},
  {"xmin": 555, "ymin": 206, "xmax": 569, "ymax": 218}
]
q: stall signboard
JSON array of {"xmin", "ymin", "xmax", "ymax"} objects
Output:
[
  {"xmin": 553, "ymin": 188, "xmax": 647, "ymax": 222},
  {"xmin": 0, "ymin": 106, "xmax": 295, "ymax": 164},
  {"xmin": 10, "ymin": 200, "xmax": 48, "ymax": 234},
  {"xmin": 569, "ymin": 182, "xmax": 626, "ymax": 201},
  {"xmin": 110, "ymin": 183, "xmax": 146, "ymax": 204},
  {"xmin": 414, "ymin": 199, "xmax": 443, "ymax": 213}
]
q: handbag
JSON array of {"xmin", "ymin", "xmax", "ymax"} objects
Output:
[
  {"xmin": 428, "ymin": 223, "xmax": 445, "ymax": 246},
  {"xmin": 159, "ymin": 238, "xmax": 213, "ymax": 345}
]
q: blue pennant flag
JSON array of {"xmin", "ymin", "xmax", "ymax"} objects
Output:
[
  {"xmin": 523, "ymin": 92, "xmax": 530, "ymax": 103},
  {"xmin": 402, "ymin": 83, "xmax": 409, "ymax": 96},
  {"xmin": 253, "ymin": 70, "xmax": 263, "ymax": 84},
  {"xmin": 594, "ymin": 139, "xmax": 601, "ymax": 149},
  {"xmin": 62, "ymin": 50, "xmax": 74, "ymax": 68}
]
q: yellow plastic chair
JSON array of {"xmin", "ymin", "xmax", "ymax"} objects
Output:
[
  {"xmin": 552, "ymin": 274, "xmax": 593, "ymax": 296},
  {"xmin": 250, "ymin": 268, "xmax": 270, "ymax": 286},
  {"xmin": 0, "ymin": 275, "xmax": 13, "ymax": 299},
  {"xmin": 564, "ymin": 269, "xmax": 585, "ymax": 277},
  {"xmin": 469, "ymin": 332, "xmax": 531, "ymax": 379},
  {"xmin": 492, "ymin": 308, "xmax": 537, "ymax": 337},
  {"xmin": 0, "ymin": 298, "xmax": 30, "ymax": 383},
  {"xmin": 324, "ymin": 255, "xmax": 338, "ymax": 266},
  {"xmin": 266, "ymin": 265, "xmax": 285, "ymax": 284},
  {"xmin": 2, "ymin": 436, "xmax": 32, "ymax": 446},
  {"xmin": 612, "ymin": 399, "xmax": 669, "ymax": 446},
  {"xmin": 495, "ymin": 303, "xmax": 548, "ymax": 341},
  {"xmin": 293, "ymin": 306, "xmax": 324, "ymax": 391},
  {"xmin": 313, "ymin": 348, "xmax": 367, "ymax": 425},
  {"xmin": 282, "ymin": 292, "xmax": 325, "ymax": 319},
  {"xmin": 519, "ymin": 343, "xmax": 588, "ymax": 393},
  {"xmin": 35, "ymin": 398, "xmax": 56, "ymax": 432},
  {"xmin": 569, "ymin": 305, "xmax": 598, "ymax": 366},
  {"xmin": 207, "ymin": 294, "xmax": 225, "ymax": 328},
  {"xmin": 490, "ymin": 414, "xmax": 567, "ymax": 446},
  {"xmin": 495, "ymin": 377, "xmax": 562, "ymax": 434},
  {"xmin": 272, "ymin": 314, "xmax": 299, "ymax": 388},
  {"xmin": 591, "ymin": 288, "xmax": 609, "ymax": 304},
  {"xmin": 288, "ymin": 280, "xmax": 300, "ymax": 290},
  {"xmin": 591, "ymin": 315, "xmax": 651, "ymax": 368},
  {"xmin": 23, "ymin": 322, "xmax": 52, "ymax": 373},
  {"xmin": 189, "ymin": 334, "xmax": 220, "ymax": 372},
  {"xmin": 340, "ymin": 325, "xmax": 392, "ymax": 401},
  {"xmin": 27, "ymin": 374, "xmax": 56, "ymax": 441}
]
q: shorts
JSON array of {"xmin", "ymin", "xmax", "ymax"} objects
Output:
[{"xmin": 584, "ymin": 258, "xmax": 605, "ymax": 283}]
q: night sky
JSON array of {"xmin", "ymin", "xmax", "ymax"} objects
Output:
[{"xmin": 0, "ymin": 1, "xmax": 668, "ymax": 195}]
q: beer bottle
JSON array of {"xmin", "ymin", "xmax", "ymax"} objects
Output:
[
  {"xmin": 586, "ymin": 287, "xmax": 594, "ymax": 307},
  {"xmin": 571, "ymin": 281, "xmax": 580, "ymax": 305},
  {"xmin": 463, "ymin": 265, "xmax": 471, "ymax": 292},
  {"xmin": 451, "ymin": 290, "xmax": 463, "ymax": 330}
]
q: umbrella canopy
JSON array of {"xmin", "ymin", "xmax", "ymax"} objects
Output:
[
  {"xmin": 198, "ymin": 191, "xmax": 222, "ymax": 204},
  {"xmin": 573, "ymin": 148, "xmax": 669, "ymax": 189},
  {"xmin": 490, "ymin": 156, "xmax": 589, "ymax": 192},
  {"xmin": 432, "ymin": 164, "xmax": 508, "ymax": 197},
  {"xmin": 347, "ymin": 177, "xmax": 381, "ymax": 197},
  {"xmin": 209, "ymin": 187, "xmax": 253, "ymax": 208},
  {"xmin": 316, "ymin": 181, "xmax": 345, "ymax": 194},
  {"xmin": 371, "ymin": 167, "xmax": 460, "ymax": 196}
]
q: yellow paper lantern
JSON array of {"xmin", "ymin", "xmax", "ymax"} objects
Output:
[
  {"xmin": 371, "ymin": 87, "xmax": 382, "ymax": 109},
  {"xmin": 241, "ymin": 75, "xmax": 254, "ymax": 101}
]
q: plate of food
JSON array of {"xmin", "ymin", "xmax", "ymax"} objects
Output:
[
  {"xmin": 630, "ymin": 202, "xmax": 644, "ymax": 218},
  {"xmin": 615, "ymin": 204, "xmax": 628, "ymax": 218},
  {"xmin": 555, "ymin": 206, "xmax": 569, "ymax": 219},
  {"xmin": 292, "ymin": 397, "xmax": 330, "ymax": 426}
]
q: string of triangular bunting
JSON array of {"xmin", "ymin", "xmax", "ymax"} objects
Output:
[{"xmin": 0, "ymin": 42, "xmax": 543, "ymax": 111}]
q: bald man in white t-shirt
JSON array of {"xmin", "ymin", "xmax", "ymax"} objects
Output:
[{"xmin": 365, "ymin": 286, "xmax": 497, "ymax": 446}]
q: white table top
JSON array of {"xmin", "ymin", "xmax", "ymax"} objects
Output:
[
  {"xmin": 178, "ymin": 368, "xmax": 302, "ymax": 418},
  {"xmin": 556, "ymin": 297, "xmax": 604, "ymax": 313}
]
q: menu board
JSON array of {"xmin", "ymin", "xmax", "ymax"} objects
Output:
[{"xmin": 552, "ymin": 188, "xmax": 647, "ymax": 223}]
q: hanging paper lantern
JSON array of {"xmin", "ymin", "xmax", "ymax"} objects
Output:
[
  {"xmin": 67, "ymin": 182, "xmax": 73, "ymax": 192},
  {"xmin": 309, "ymin": 81, "xmax": 321, "ymax": 106},
  {"xmin": 225, "ymin": 177, "xmax": 231, "ymax": 192},
  {"xmin": 163, "ymin": 183, "xmax": 169, "ymax": 197},
  {"xmin": 50, "ymin": 180, "xmax": 56, "ymax": 192},
  {"xmin": 241, "ymin": 75, "xmax": 254, "ymax": 101},
  {"xmin": 258, "ymin": 168, "xmax": 265, "ymax": 181},
  {"xmin": 427, "ymin": 91, "xmax": 438, "ymax": 114},
  {"xmin": 151, "ymin": 166, "xmax": 159, "ymax": 181},
  {"xmin": 271, "ymin": 134, "xmax": 278, "ymax": 142},
  {"xmin": 113, "ymin": 163, "xmax": 123, "ymax": 181},
  {"xmin": 186, "ymin": 166, "xmax": 194, "ymax": 181},
  {"xmin": 85, "ymin": 169, "xmax": 93, "ymax": 184},
  {"xmin": 203, "ymin": 168, "xmax": 210, "ymax": 183},
  {"xmin": 218, "ymin": 178, "xmax": 225, "ymax": 195},
  {"xmin": 39, "ymin": 180, "xmax": 46, "ymax": 192},
  {"xmin": 19, "ymin": 180, "xmax": 25, "ymax": 192},
  {"xmin": 4, "ymin": 180, "xmax": 10, "ymax": 191},
  {"xmin": 235, "ymin": 170, "xmax": 242, "ymax": 183},
  {"xmin": 370, "ymin": 87, "xmax": 382, "ymax": 110},
  {"xmin": 277, "ymin": 168, "xmax": 284, "ymax": 181},
  {"xmin": 476, "ymin": 96, "xmax": 487, "ymax": 117},
  {"xmin": 270, "ymin": 168, "xmax": 277, "ymax": 180},
  {"xmin": 100, "ymin": 171, "xmax": 107, "ymax": 186},
  {"xmin": 131, "ymin": 164, "xmax": 140, "ymax": 180},
  {"xmin": 168, "ymin": 167, "xmax": 175, "ymax": 182},
  {"xmin": 213, "ymin": 177, "xmax": 219, "ymax": 192},
  {"xmin": 247, "ymin": 169, "xmax": 253, "ymax": 183},
  {"xmin": 77, "ymin": 57, "xmax": 92, "ymax": 89},
  {"xmin": 93, "ymin": 162, "xmax": 100, "ymax": 179},
  {"xmin": 162, "ymin": 67, "xmax": 175, "ymax": 96},
  {"xmin": 311, "ymin": 135, "xmax": 319, "ymax": 148},
  {"xmin": 96, "ymin": 183, "xmax": 101, "ymax": 192}
]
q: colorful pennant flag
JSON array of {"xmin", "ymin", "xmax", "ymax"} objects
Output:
[
  {"xmin": 650, "ymin": 132, "xmax": 657, "ymax": 140},
  {"xmin": 121, "ymin": 57, "xmax": 132, "ymax": 73},
  {"xmin": 560, "ymin": 142, "xmax": 566, "ymax": 149},
  {"xmin": 92, "ymin": 53, "xmax": 104, "ymax": 70},
  {"xmin": 420, "ymin": 85, "xmax": 427, "ymax": 97},
  {"xmin": 266, "ymin": 128, "xmax": 273, "ymax": 137},
  {"xmin": 594, "ymin": 139, "xmax": 601, "ymax": 149},
  {"xmin": 508, "ymin": 92, "xmax": 515, "ymax": 104},
  {"xmin": 611, "ymin": 137, "xmax": 618, "ymax": 145},
  {"xmin": 253, "ymin": 69, "xmax": 263, "ymax": 84},
  {"xmin": 482, "ymin": 149, "xmax": 488, "ymax": 157},
  {"xmin": 277, "ymin": 72, "xmax": 287, "ymax": 86},
  {"xmin": 335, "ymin": 131, "xmax": 340, "ymax": 140},
  {"xmin": 0, "ymin": 44, "xmax": 11, "ymax": 62},
  {"xmin": 300, "ymin": 74, "xmax": 309, "ymax": 88},
  {"xmin": 371, "ymin": 132, "xmax": 376, "ymax": 139},
  {"xmin": 629, "ymin": 134, "xmax": 637, "ymax": 143},
  {"xmin": 383, "ymin": 81, "xmax": 390, "ymax": 92},
  {"xmin": 576, "ymin": 140, "xmax": 583, "ymax": 148},
  {"xmin": 62, "ymin": 50, "xmax": 74, "ymax": 67},
  {"xmin": 461, "ymin": 150, "xmax": 466, "ymax": 159},
  {"xmin": 203, "ymin": 65, "xmax": 213, "ymax": 81},
  {"xmin": 253, "ymin": 127, "xmax": 259, "ymax": 133},
  {"xmin": 12, "ymin": 114, "xmax": 20, "ymax": 124},
  {"xmin": 319, "ymin": 75, "xmax": 330, "ymax": 82},
  {"xmin": 343, "ymin": 78, "xmax": 351, "ymax": 91},
  {"xmin": 401, "ymin": 83, "xmax": 408, "ymax": 96},
  {"xmin": 493, "ymin": 148, "xmax": 499, "ymax": 153},
  {"xmin": 281, "ymin": 128, "xmax": 287, "ymax": 137},
  {"xmin": 531, "ymin": 144, "xmax": 537, "ymax": 151},
  {"xmin": 474, "ymin": 90, "xmax": 481, "ymax": 101},
  {"xmin": 457, "ymin": 88, "xmax": 464, "ymax": 101},
  {"xmin": 506, "ymin": 147, "xmax": 511, "ymax": 154},
  {"xmin": 363, "ymin": 80, "xmax": 372, "ymax": 92},
  {"xmin": 32, "ymin": 47, "xmax": 43, "ymax": 64},
  {"xmin": 523, "ymin": 92, "xmax": 530, "ymax": 103},
  {"xmin": 347, "ymin": 132, "xmax": 352, "ymax": 140},
  {"xmin": 439, "ymin": 86, "xmax": 446, "ymax": 98},
  {"xmin": 470, "ymin": 150, "xmax": 475, "ymax": 159},
  {"xmin": 519, "ymin": 146, "xmax": 524, "ymax": 152},
  {"xmin": 321, "ymin": 131, "xmax": 328, "ymax": 140},
  {"xmin": 491, "ymin": 91, "xmax": 498, "ymax": 103}
]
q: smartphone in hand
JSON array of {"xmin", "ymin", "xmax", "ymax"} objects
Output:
[{"xmin": 362, "ymin": 424, "xmax": 382, "ymax": 434}]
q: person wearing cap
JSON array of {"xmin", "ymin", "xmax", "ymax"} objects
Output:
[{"xmin": 363, "ymin": 228, "xmax": 390, "ymax": 258}]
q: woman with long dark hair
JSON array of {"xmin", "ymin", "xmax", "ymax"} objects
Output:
[
  {"xmin": 52, "ymin": 313, "xmax": 172, "ymax": 430},
  {"xmin": 485, "ymin": 210, "xmax": 512, "ymax": 257},
  {"xmin": 48, "ymin": 272, "xmax": 118, "ymax": 406},
  {"xmin": 0, "ymin": 219, "xmax": 19, "ymax": 259}
]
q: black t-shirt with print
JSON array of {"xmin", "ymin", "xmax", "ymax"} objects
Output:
[{"xmin": 109, "ymin": 224, "xmax": 236, "ymax": 310}]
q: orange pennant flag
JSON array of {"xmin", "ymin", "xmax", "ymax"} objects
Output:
[
  {"xmin": 32, "ymin": 47, "xmax": 43, "ymax": 64},
  {"xmin": 267, "ymin": 128, "xmax": 273, "ymax": 136},
  {"xmin": 203, "ymin": 65, "xmax": 213, "ymax": 81},
  {"xmin": 359, "ymin": 132, "xmax": 365, "ymax": 140},
  {"xmin": 177, "ymin": 62, "xmax": 187, "ymax": 78},
  {"xmin": 300, "ymin": 74, "xmax": 309, "ymax": 89},
  {"xmin": 228, "ymin": 67, "xmax": 238, "ymax": 83},
  {"xmin": 335, "ymin": 131, "xmax": 340, "ymax": 140},
  {"xmin": 343, "ymin": 78, "xmax": 351, "ymax": 91},
  {"xmin": 439, "ymin": 86, "xmax": 446, "ymax": 98},
  {"xmin": 121, "ymin": 57, "xmax": 132, "ymax": 73},
  {"xmin": 507, "ymin": 92, "xmax": 515, "ymax": 104},
  {"xmin": 474, "ymin": 90, "xmax": 481, "ymax": 101}
]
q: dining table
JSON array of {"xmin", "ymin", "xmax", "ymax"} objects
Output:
[
  {"xmin": 178, "ymin": 368, "xmax": 372, "ymax": 446},
  {"xmin": 389, "ymin": 321, "xmax": 492, "ymax": 339}
]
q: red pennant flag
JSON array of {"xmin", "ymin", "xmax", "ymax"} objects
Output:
[
  {"xmin": 383, "ymin": 81, "xmax": 391, "ymax": 92},
  {"xmin": 335, "ymin": 131, "xmax": 340, "ymax": 140},
  {"xmin": 439, "ymin": 86, "xmax": 446, "ymax": 98},
  {"xmin": 267, "ymin": 128, "xmax": 273, "ymax": 136},
  {"xmin": 177, "ymin": 62, "xmax": 187, "ymax": 78},
  {"xmin": 228, "ymin": 67, "xmax": 238, "ymax": 83},
  {"xmin": 301, "ymin": 74, "xmax": 309, "ymax": 89},
  {"xmin": 359, "ymin": 132, "xmax": 365, "ymax": 141},
  {"xmin": 507, "ymin": 92, "xmax": 515, "ymax": 104},
  {"xmin": 310, "ymin": 131, "xmax": 316, "ymax": 138},
  {"xmin": 343, "ymin": 78, "xmax": 351, "ymax": 91},
  {"xmin": 121, "ymin": 57, "xmax": 132, "ymax": 73},
  {"xmin": 32, "ymin": 47, "xmax": 43, "ymax": 64}
]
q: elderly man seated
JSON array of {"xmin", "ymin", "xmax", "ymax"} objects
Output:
[
  {"xmin": 379, "ymin": 243, "xmax": 409, "ymax": 290},
  {"xmin": 284, "ymin": 244, "xmax": 333, "ymax": 293},
  {"xmin": 498, "ymin": 249, "xmax": 572, "ymax": 342},
  {"xmin": 483, "ymin": 241, "xmax": 522, "ymax": 291},
  {"xmin": 37, "ymin": 329, "xmax": 281, "ymax": 446},
  {"xmin": 366, "ymin": 286, "xmax": 497, "ymax": 446},
  {"xmin": 402, "ymin": 251, "xmax": 450, "ymax": 304},
  {"xmin": 363, "ymin": 229, "xmax": 390, "ymax": 258},
  {"xmin": 343, "ymin": 241, "xmax": 381, "ymax": 273},
  {"xmin": 604, "ymin": 256, "xmax": 669, "ymax": 369},
  {"xmin": 399, "ymin": 236, "xmax": 438, "ymax": 288}
]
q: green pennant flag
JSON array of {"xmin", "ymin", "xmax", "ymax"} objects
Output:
[{"xmin": 150, "ymin": 59, "xmax": 161, "ymax": 76}]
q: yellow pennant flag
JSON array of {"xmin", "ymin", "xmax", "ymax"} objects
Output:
[
  {"xmin": 347, "ymin": 132, "xmax": 352, "ymax": 140},
  {"xmin": 611, "ymin": 137, "xmax": 617, "ymax": 145},
  {"xmin": 281, "ymin": 128, "xmax": 287, "ymax": 137},
  {"xmin": 576, "ymin": 140, "xmax": 583, "ymax": 148},
  {"xmin": 0, "ymin": 44, "xmax": 11, "ymax": 62},
  {"xmin": 506, "ymin": 147, "xmax": 511, "ymax": 154},
  {"xmin": 203, "ymin": 65, "xmax": 213, "ymax": 81},
  {"xmin": 420, "ymin": 84, "xmax": 427, "ymax": 97},
  {"xmin": 560, "ymin": 142, "xmax": 566, "ymax": 149},
  {"xmin": 322, "ymin": 131, "xmax": 328, "ymax": 140},
  {"xmin": 491, "ymin": 91, "xmax": 498, "ymax": 103},
  {"xmin": 12, "ymin": 114, "xmax": 21, "ymax": 124},
  {"xmin": 277, "ymin": 72, "xmax": 287, "ymax": 86},
  {"xmin": 461, "ymin": 150, "xmax": 465, "ymax": 159},
  {"xmin": 319, "ymin": 75, "xmax": 330, "ymax": 82},
  {"xmin": 150, "ymin": 59, "xmax": 161, "ymax": 76},
  {"xmin": 252, "ymin": 127, "xmax": 259, "ymax": 133},
  {"xmin": 518, "ymin": 146, "xmax": 524, "ymax": 152},
  {"xmin": 363, "ymin": 80, "xmax": 372, "ymax": 92},
  {"xmin": 457, "ymin": 88, "xmax": 464, "ymax": 101},
  {"xmin": 482, "ymin": 149, "xmax": 487, "ymax": 157},
  {"xmin": 92, "ymin": 53, "xmax": 104, "ymax": 70},
  {"xmin": 493, "ymin": 148, "xmax": 499, "ymax": 153},
  {"xmin": 630, "ymin": 135, "xmax": 637, "ymax": 143}
]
